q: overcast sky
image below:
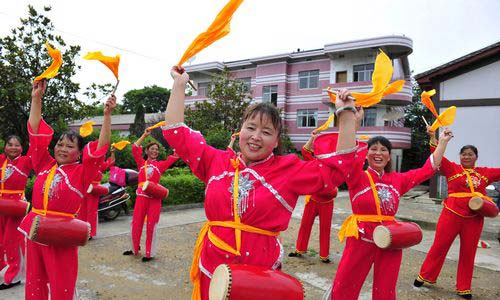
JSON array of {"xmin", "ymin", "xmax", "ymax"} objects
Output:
[{"xmin": 1, "ymin": 0, "xmax": 499, "ymax": 102}]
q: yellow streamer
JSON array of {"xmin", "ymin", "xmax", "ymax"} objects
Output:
[
  {"xmin": 83, "ymin": 51, "xmax": 120, "ymax": 80},
  {"xmin": 112, "ymin": 140, "xmax": 131, "ymax": 151},
  {"xmin": 34, "ymin": 42, "xmax": 63, "ymax": 82},
  {"xmin": 79, "ymin": 121, "xmax": 96, "ymax": 138}
]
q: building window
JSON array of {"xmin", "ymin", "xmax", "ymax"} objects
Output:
[
  {"xmin": 238, "ymin": 77, "xmax": 252, "ymax": 92},
  {"xmin": 353, "ymin": 63, "xmax": 374, "ymax": 82},
  {"xmin": 297, "ymin": 109, "xmax": 318, "ymax": 128},
  {"xmin": 336, "ymin": 71, "xmax": 347, "ymax": 83},
  {"xmin": 362, "ymin": 108, "xmax": 376, "ymax": 127},
  {"xmin": 198, "ymin": 82, "xmax": 210, "ymax": 97},
  {"xmin": 298, "ymin": 70, "xmax": 319, "ymax": 89},
  {"xmin": 263, "ymin": 85, "xmax": 278, "ymax": 106}
]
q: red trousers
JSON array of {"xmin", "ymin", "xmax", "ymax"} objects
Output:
[
  {"xmin": 294, "ymin": 199, "xmax": 334, "ymax": 259},
  {"xmin": 78, "ymin": 195, "xmax": 99, "ymax": 237},
  {"xmin": 25, "ymin": 240, "xmax": 78, "ymax": 300},
  {"xmin": 330, "ymin": 237, "xmax": 402, "ymax": 300},
  {"xmin": 0, "ymin": 215, "xmax": 24, "ymax": 284},
  {"xmin": 130, "ymin": 196, "xmax": 162, "ymax": 257},
  {"xmin": 418, "ymin": 208, "xmax": 483, "ymax": 294}
]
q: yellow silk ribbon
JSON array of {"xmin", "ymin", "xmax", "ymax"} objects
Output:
[{"xmin": 34, "ymin": 42, "xmax": 63, "ymax": 82}]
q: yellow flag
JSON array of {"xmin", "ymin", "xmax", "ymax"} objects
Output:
[
  {"xmin": 421, "ymin": 89, "xmax": 439, "ymax": 118},
  {"xmin": 315, "ymin": 114, "xmax": 335, "ymax": 132},
  {"xmin": 112, "ymin": 140, "xmax": 131, "ymax": 150},
  {"xmin": 351, "ymin": 50, "xmax": 394, "ymax": 107},
  {"xmin": 84, "ymin": 51, "xmax": 120, "ymax": 79},
  {"xmin": 177, "ymin": 0, "xmax": 244, "ymax": 66},
  {"xmin": 79, "ymin": 121, "xmax": 96, "ymax": 138},
  {"xmin": 359, "ymin": 135, "xmax": 370, "ymax": 141},
  {"xmin": 34, "ymin": 42, "xmax": 63, "ymax": 82},
  {"xmin": 430, "ymin": 106, "xmax": 457, "ymax": 132},
  {"xmin": 147, "ymin": 121, "xmax": 166, "ymax": 130}
]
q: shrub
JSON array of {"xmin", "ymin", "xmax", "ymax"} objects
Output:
[{"xmin": 161, "ymin": 174, "xmax": 205, "ymax": 205}]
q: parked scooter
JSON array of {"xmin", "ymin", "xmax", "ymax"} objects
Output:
[{"xmin": 98, "ymin": 167, "xmax": 138, "ymax": 221}]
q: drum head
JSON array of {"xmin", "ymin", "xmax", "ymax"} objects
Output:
[
  {"xmin": 468, "ymin": 197, "xmax": 483, "ymax": 210},
  {"xmin": 373, "ymin": 225, "xmax": 391, "ymax": 249},
  {"xmin": 209, "ymin": 264, "xmax": 232, "ymax": 300}
]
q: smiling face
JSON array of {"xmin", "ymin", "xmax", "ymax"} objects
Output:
[
  {"xmin": 54, "ymin": 136, "xmax": 82, "ymax": 165},
  {"xmin": 460, "ymin": 147, "xmax": 477, "ymax": 169},
  {"xmin": 238, "ymin": 113, "xmax": 279, "ymax": 165},
  {"xmin": 146, "ymin": 144, "xmax": 160, "ymax": 160},
  {"xmin": 367, "ymin": 142, "xmax": 391, "ymax": 173},
  {"xmin": 4, "ymin": 137, "xmax": 23, "ymax": 160}
]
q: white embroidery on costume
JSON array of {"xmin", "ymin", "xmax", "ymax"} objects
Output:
[
  {"xmin": 229, "ymin": 173, "xmax": 256, "ymax": 217},
  {"xmin": 377, "ymin": 186, "xmax": 395, "ymax": 213},
  {"xmin": 2, "ymin": 166, "xmax": 14, "ymax": 182},
  {"xmin": 45, "ymin": 173, "xmax": 62, "ymax": 200}
]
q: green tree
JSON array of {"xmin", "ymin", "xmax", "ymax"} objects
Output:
[
  {"xmin": 0, "ymin": 5, "xmax": 94, "ymax": 143},
  {"xmin": 129, "ymin": 103, "xmax": 146, "ymax": 137},
  {"xmin": 401, "ymin": 79, "xmax": 434, "ymax": 171},
  {"xmin": 122, "ymin": 85, "xmax": 170, "ymax": 113},
  {"xmin": 185, "ymin": 68, "xmax": 252, "ymax": 149}
]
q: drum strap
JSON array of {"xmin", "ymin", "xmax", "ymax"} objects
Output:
[
  {"xmin": 0, "ymin": 159, "xmax": 25, "ymax": 198},
  {"xmin": 448, "ymin": 168, "xmax": 492, "ymax": 202},
  {"xmin": 338, "ymin": 170, "xmax": 395, "ymax": 242},
  {"xmin": 32, "ymin": 164, "xmax": 75, "ymax": 218}
]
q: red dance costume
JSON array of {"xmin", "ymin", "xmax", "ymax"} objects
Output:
[
  {"xmin": 293, "ymin": 146, "xmax": 338, "ymax": 260},
  {"xmin": 417, "ymin": 145, "xmax": 500, "ymax": 296},
  {"xmin": 329, "ymin": 145, "xmax": 438, "ymax": 300},
  {"xmin": 0, "ymin": 153, "xmax": 32, "ymax": 285},
  {"xmin": 18, "ymin": 120, "xmax": 108, "ymax": 300},
  {"xmin": 162, "ymin": 124, "xmax": 356, "ymax": 300},
  {"xmin": 130, "ymin": 144, "xmax": 178, "ymax": 258},
  {"xmin": 78, "ymin": 157, "xmax": 114, "ymax": 237}
]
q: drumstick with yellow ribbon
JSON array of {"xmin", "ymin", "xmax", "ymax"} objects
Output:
[
  {"xmin": 175, "ymin": 0, "xmax": 244, "ymax": 91},
  {"xmin": 34, "ymin": 41, "xmax": 63, "ymax": 82},
  {"xmin": 326, "ymin": 50, "xmax": 405, "ymax": 108},
  {"xmin": 83, "ymin": 51, "xmax": 121, "ymax": 95},
  {"xmin": 112, "ymin": 140, "xmax": 131, "ymax": 151}
]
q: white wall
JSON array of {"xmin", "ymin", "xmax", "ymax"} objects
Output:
[
  {"xmin": 440, "ymin": 106, "xmax": 500, "ymax": 168},
  {"xmin": 440, "ymin": 60, "xmax": 500, "ymax": 100}
]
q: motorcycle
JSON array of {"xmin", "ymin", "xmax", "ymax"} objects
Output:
[{"xmin": 98, "ymin": 168, "xmax": 138, "ymax": 221}]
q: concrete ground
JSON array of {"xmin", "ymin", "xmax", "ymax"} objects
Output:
[{"xmin": 3, "ymin": 191, "xmax": 500, "ymax": 299}]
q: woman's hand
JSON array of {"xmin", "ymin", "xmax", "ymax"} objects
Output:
[
  {"xmin": 104, "ymin": 95, "xmax": 117, "ymax": 115},
  {"xmin": 335, "ymin": 88, "xmax": 355, "ymax": 110},
  {"xmin": 143, "ymin": 128, "xmax": 151, "ymax": 137},
  {"xmin": 439, "ymin": 127, "xmax": 453, "ymax": 143},
  {"xmin": 32, "ymin": 79, "xmax": 47, "ymax": 101},
  {"xmin": 170, "ymin": 66, "xmax": 190, "ymax": 86}
]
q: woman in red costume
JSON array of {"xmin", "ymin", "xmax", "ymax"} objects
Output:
[
  {"xmin": 414, "ymin": 129, "xmax": 500, "ymax": 299},
  {"xmin": 18, "ymin": 79, "xmax": 115, "ymax": 300},
  {"xmin": 288, "ymin": 131, "xmax": 338, "ymax": 263},
  {"xmin": 163, "ymin": 66, "xmax": 359, "ymax": 300},
  {"xmin": 0, "ymin": 135, "xmax": 32, "ymax": 289},
  {"xmin": 325, "ymin": 126, "xmax": 453, "ymax": 300},
  {"xmin": 122, "ymin": 128, "xmax": 179, "ymax": 262}
]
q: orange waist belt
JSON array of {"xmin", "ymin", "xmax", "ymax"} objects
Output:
[
  {"xmin": 338, "ymin": 214, "xmax": 395, "ymax": 242},
  {"xmin": 0, "ymin": 189, "xmax": 25, "ymax": 196},
  {"xmin": 190, "ymin": 221, "xmax": 279, "ymax": 300},
  {"xmin": 445, "ymin": 192, "xmax": 493, "ymax": 218},
  {"xmin": 31, "ymin": 208, "xmax": 75, "ymax": 218}
]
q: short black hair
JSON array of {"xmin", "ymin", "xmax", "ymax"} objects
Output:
[
  {"xmin": 460, "ymin": 145, "xmax": 478, "ymax": 156},
  {"xmin": 58, "ymin": 131, "xmax": 84, "ymax": 151}
]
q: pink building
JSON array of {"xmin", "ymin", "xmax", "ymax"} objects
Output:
[{"xmin": 185, "ymin": 36, "xmax": 413, "ymax": 171}]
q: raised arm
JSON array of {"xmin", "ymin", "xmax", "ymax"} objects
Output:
[
  {"xmin": 135, "ymin": 129, "xmax": 151, "ymax": 146},
  {"xmin": 29, "ymin": 79, "xmax": 47, "ymax": 133},
  {"xmin": 97, "ymin": 95, "xmax": 116, "ymax": 150},
  {"xmin": 165, "ymin": 67, "xmax": 190, "ymax": 125},
  {"xmin": 432, "ymin": 127, "xmax": 453, "ymax": 168},
  {"xmin": 335, "ymin": 89, "xmax": 357, "ymax": 151}
]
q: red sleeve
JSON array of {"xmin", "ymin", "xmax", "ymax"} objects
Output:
[
  {"xmin": 398, "ymin": 156, "xmax": 437, "ymax": 195},
  {"xmin": 82, "ymin": 141, "xmax": 109, "ymax": 190},
  {"xmin": 158, "ymin": 155, "xmax": 180, "ymax": 174},
  {"xmin": 27, "ymin": 119, "xmax": 55, "ymax": 173},
  {"xmin": 301, "ymin": 147, "xmax": 314, "ymax": 161},
  {"xmin": 132, "ymin": 144, "xmax": 145, "ymax": 169},
  {"xmin": 100, "ymin": 156, "xmax": 115, "ymax": 172},
  {"xmin": 162, "ymin": 123, "xmax": 222, "ymax": 182},
  {"xmin": 484, "ymin": 167, "xmax": 500, "ymax": 183}
]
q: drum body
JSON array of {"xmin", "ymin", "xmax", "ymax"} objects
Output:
[
  {"xmin": 0, "ymin": 199, "xmax": 30, "ymax": 217},
  {"xmin": 469, "ymin": 197, "xmax": 499, "ymax": 218},
  {"xmin": 373, "ymin": 222, "xmax": 422, "ymax": 249},
  {"xmin": 87, "ymin": 184, "xmax": 109, "ymax": 196},
  {"xmin": 209, "ymin": 264, "xmax": 304, "ymax": 300},
  {"xmin": 29, "ymin": 215, "xmax": 90, "ymax": 247},
  {"xmin": 142, "ymin": 181, "xmax": 169, "ymax": 199}
]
